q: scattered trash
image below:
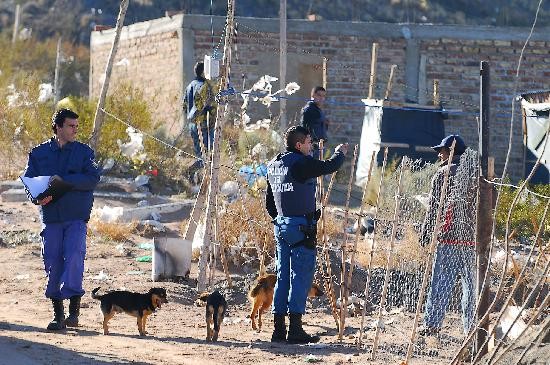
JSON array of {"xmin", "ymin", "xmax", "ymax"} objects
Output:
[
  {"xmin": 150, "ymin": 211, "xmax": 161, "ymax": 221},
  {"xmin": 238, "ymin": 164, "xmax": 267, "ymax": 186},
  {"xmin": 134, "ymin": 175, "xmax": 150, "ymax": 187},
  {"xmin": 137, "ymin": 200, "xmax": 149, "ymax": 207},
  {"xmin": 138, "ymin": 220, "xmax": 166, "ymax": 233},
  {"xmin": 135, "ymin": 255, "xmax": 152, "ymax": 262},
  {"xmin": 220, "ymin": 181, "xmax": 239, "ymax": 199},
  {"xmin": 251, "ymin": 143, "xmax": 267, "ymax": 160},
  {"xmin": 117, "ymin": 127, "xmax": 146, "ymax": 161},
  {"xmin": 497, "ymin": 306, "xmax": 528, "ymax": 340},
  {"xmin": 126, "ymin": 270, "xmax": 144, "ymax": 275},
  {"xmin": 138, "ymin": 242, "xmax": 154, "ymax": 250},
  {"xmin": 102, "ymin": 158, "xmax": 115, "ymax": 171},
  {"xmin": 115, "ymin": 243, "xmax": 126, "ymax": 254},
  {"xmin": 89, "ymin": 270, "xmax": 109, "ymax": 281},
  {"xmin": 307, "ymin": 343, "xmax": 329, "ymax": 349},
  {"xmin": 95, "ymin": 205, "xmax": 123, "ymax": 223},
  {"xmin": 38, "ymin": 83, "xmax": 53, "ymax": 103},
  {"xmin": 304, "ymin": 354, "xmax": 322, "ymax": 363}
]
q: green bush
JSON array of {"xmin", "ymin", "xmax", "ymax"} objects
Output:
[{"xmin": 494, "ymin": 182, "xmax": 550, "ymax": 240}]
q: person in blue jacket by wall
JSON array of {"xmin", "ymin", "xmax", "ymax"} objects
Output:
[
  {"xmin": 24, "ymin": 108, "xmax": 100, "ymax": 331},
  {"xmin": 265, "ymin": 125, "xmax": 348, "ymax": 343}
]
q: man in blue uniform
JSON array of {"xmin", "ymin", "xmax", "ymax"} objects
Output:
[
  {"xmin": 301, "ymin": 86, "xmax": 329, "ymax": 159},
  {"xmin": 24, "ymin": 108, "xmax": 100, "ymax": 330},
  {"xmin": 266, "ymin": 126, "xmax": 348, "ymax": 344}
]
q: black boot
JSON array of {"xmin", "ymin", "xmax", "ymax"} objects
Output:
[
  {"xmin": 47, "ymin": 299, "xmax": 66, "ymax": 331},
  {"xmin": 65, "ymin": 296, "xmax": 81, "ymax": 327},
  {"xmin": 287, "ymin": 313, "xmax": 320, "ymax": 344},
  {"xmin": 271, "ymin": 314, "xmax": 287, "ymax": 343}
]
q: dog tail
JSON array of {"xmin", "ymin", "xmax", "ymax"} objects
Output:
[
  {"xmin": 249, "ymin": 275, "xmax": 274, "ymax": 298},
  {"xmin": 249, "ymin": 281, "xmax": 263, "ymax": 298},
  {"xmin": 91, "ymin": 287, "xmax": 102, "ymax": 300}
]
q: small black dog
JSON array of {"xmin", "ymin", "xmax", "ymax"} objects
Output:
[
  {"xmin": 91, "ymin": 287, "xmax": 168, "ymax": 336},
  {"xmin": 197, "ymin": 290, "xmax": 227, "ymax": 342}
]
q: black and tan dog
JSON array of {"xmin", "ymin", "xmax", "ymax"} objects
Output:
[
  {"xmin": 91, "ymin": 287, "xmax": 168, "ymax": 336},
  {"xmin": 248, "ymin": 273, "xmax": 324, "ymax": 332},
  {"xmin": 197, "ymin": 290, "xmax": 227, "ymax": 342}
]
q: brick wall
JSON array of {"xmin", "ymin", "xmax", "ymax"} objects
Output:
[{"xmin": 90, "ymin": 15, "xmax": 550, "ymax": 181}]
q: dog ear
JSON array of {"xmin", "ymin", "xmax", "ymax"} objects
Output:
[{"xmin": 197, "ymin": 292, "xmax": 210, "ymax": 302}]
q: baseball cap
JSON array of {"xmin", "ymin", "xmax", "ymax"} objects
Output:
[{"xmin": 431, "ymin": 134, "xmax": 467, "ymax": 154}]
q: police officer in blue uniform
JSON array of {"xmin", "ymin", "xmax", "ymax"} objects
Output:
[
  {"xmin": 266, "ymin": 126, "xmax": 348, "ymax": 343},
  {"xmin": 24, "ymin": 109, "xmax": 100, "ymax": 330}
]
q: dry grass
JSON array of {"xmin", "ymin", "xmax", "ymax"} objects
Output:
[
  {"xmin": 355, "ymin": 225, "xmax": 428, "ymax": 271},
  {"xmin": 219, "ymin": 192, "xmax": 274, "ymax": 266},
  {"xmin": 88, "ymin": 220, "xmax": 137, "ymax": 242}
]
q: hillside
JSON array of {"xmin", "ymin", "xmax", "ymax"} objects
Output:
[{"xmin": 1, "ymin": 0, "xmax": 549, "ymax": 45}]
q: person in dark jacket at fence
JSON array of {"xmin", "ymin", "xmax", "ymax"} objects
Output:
[
  {"xmin": 265, "ymin": 125, "xmax": 348, "ymax": 343},
  {"xmin": 183, "ymin": 61, "xmax": 216, "ymax": 169},
  {"xmin": 419, "ymin": 134, "xmax": 478, "ymax": 336},
  {"xmin": 301, "ymin": 86, "xmax": 329, "ymax": 158},
  {"xmin": 24, "ymin": 108, "xmax": 100, "ymax": 331}
]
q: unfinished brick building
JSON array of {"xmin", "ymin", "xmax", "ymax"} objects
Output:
[{"xmin": 90, "ymin": 14, "xmax": 550, "ymax": 181}]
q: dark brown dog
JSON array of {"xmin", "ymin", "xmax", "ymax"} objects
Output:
[
  {"xmin": 91, "ymin": 287, "xmax": 168, "ymax": 336},
  {"xmin": 197, "ymin": 290, "xmax": 227, "ymax": 342},
  {"xmin": 248, "ymin": 273, "xmax": 324, "ymax": 332}
]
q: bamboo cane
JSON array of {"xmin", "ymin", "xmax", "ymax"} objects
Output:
[
  {"xmin": 487, "ymin": 259, "xmax": 550, "ymax": 364},
  {"xmin": 513, "ymin": 316, "xmax": 550, "ymax": 365},
  {"xmin": 492, "ymin": 290, "xmax": 550, "ymax": 364},
  {"xmin": 371, "ymin": 156, "xmax": 408, "ymax": 359},
  {"xmin": 338, "ymin": 145, "xmax": 359, "ymax": 340},
  {"xmin": 346, "ymin": 151, "xmax": 376, "ymax": 308},
  {"xmin": 358, "ymin": 148, "xmax": 388, "ymax": 350},
  {"xmin": 320, "ymin": 171, "xmax": 340, "ymax": 329},
  {"xmin": 403, "ymin": 142, "xmax": 457, "ymax": 364},
  {"xmin": 450, "ymin": 122, "xmax": 550, "ymax": 365},
  {"xmin": 476, "ymin": 200, "xmax": 550, "ymax": 364}
]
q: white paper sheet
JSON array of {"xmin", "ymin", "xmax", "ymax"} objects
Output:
[{"xmin": 20, "ymin": 176, "xmax": 51, "ymax": 199}]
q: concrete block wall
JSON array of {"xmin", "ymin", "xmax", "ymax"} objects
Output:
[
  {"xmin": 90, "ymin": 16, "xmax": 183, "ymax": 136},
  {"xmin": 90, "ymin": 15, "xmax": 550, "ymax": 181}
]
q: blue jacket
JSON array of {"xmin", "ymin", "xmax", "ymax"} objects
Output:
[
  {"xmin": 301, "ymin": 100, "xmax": 328, "ymax": 142},
  {"xmin": 265, "ymin": 148, "xmax": 345, "ymax": 218},
  {"xmin": 24, "ymin": 138, "xmax": 100, "ymax": 224}
]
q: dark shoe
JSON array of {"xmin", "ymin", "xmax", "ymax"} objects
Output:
[
  {"xmin": 271, "ymin": 314, "xmax": 287, "ymax": 343},
  {"xmin": 47, "ymin": 299, "xmax": 66, "ymax": 331},
  {"xmin": 65, "ymin": 296, "xmax": 81, "ymax": 327},
  {"xmin": 418, "ymin": 325, "xmax": 440, "ymax": 336},
  {"xmin": 287, "ymin": 313, "xmax": 320, "ymax": 344}
]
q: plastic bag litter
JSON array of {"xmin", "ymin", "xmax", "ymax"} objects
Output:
[
  {"xmin": 238, "ymin": 164, "xmax": 267, "ymax": 186},
  {"xmin": 304, "ymin": 354, "xmax": 322, "ymax": 363},
  {"xmin": 95, "ymin": 205, "xmax": 123, "ymax": 223},
  {"xmin": 134, "ymin": 175, "xmax": 150, "ymax": 187},
  {"xmin": 89, "ymin": 270, "xmax": 109, "ymax": 281},
  {"xmin": 117, "ymin": 127, "xmax": 146, "ymax": 161},
  {"xmin": 220, "ymin": 181, "xmax": 239, "ymax": 199},
  {"xmin": 102, "ymin": 158, "xmax": 115, "ymax": 171}
]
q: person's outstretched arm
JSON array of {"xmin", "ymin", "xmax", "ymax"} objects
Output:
[{"xmin": 292, "ymin": 144, "xmax": 348, "ymax": 181}]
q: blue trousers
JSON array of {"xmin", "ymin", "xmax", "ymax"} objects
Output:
[
  {"xmin": 272, "ymin": 216, "xmax": 317, "ymax": 315},
  {"xmin": 424, "ymin": 243, "xmax": 476, "ymax": 334},
  {"xmin": 41, "ymin": 220, "xmax": 87, "ymax": 300},
  {"xmin": 189, "ymin": 123, "xmax": 214, "ymax": 165}
]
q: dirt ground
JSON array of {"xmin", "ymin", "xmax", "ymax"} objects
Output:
[{"xmin": 0, "ymin": 198, "xmax": 473, "ymax": 365}]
